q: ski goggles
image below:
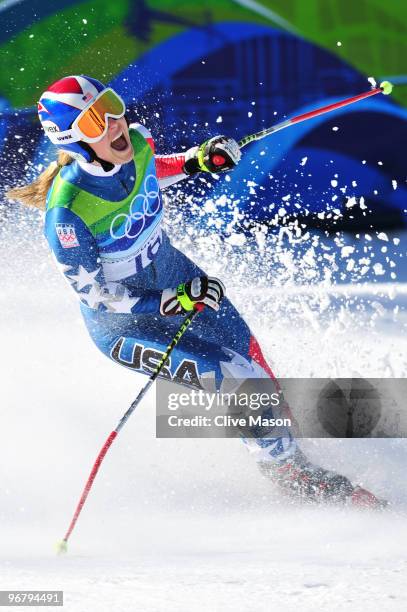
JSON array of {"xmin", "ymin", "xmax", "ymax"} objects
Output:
[
  {"xmin": 45, "ymin": 88, "xmax": 126, "ymax": 145},
  {"xmin": 72, "ymin": 88, "xmax": 126, "ymax": 142}
]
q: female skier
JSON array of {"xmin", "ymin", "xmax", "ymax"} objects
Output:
[{"xmin": 8, "ymin": 74, "xmax": 383, "ymax": 507}]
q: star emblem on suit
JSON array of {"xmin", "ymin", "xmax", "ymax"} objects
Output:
[
  {"xmin": 106, "ymin": 287, "xmax": 140, "ymax": 313},
  {"xmin": 80, "ymin": 282, "xmax": 105, "ymax": 309},
  {"xmin": 67, "ymin": 265, "xmax": 101, "ymax": 291}
]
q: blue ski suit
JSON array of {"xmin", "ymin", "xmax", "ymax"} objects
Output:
[
  {"xmin": 44, "ymin": 123, "xmax": 296, "ymax": 464},
  {"xmin": 39, "ymin": 123, "xmax": 382, "ymax": 507}
]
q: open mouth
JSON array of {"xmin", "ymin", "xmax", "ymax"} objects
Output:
[{"xmin": 110, "ymin": 132, "xmax": 129, "ymax": 152}]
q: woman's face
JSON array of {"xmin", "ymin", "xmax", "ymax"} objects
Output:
[{"xmin": 89, "ymin": 116, "xmax": 133, "ymax": 166}]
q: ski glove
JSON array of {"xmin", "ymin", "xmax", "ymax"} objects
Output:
[
  {"xmin": 183, "ymin": 135, "xmax": 241, "ymax": 175},
  {"xmin": 160, "ymin": 276, "xmax": 225, "ymax": 316}
]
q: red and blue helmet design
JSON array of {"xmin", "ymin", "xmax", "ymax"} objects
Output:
[{"xmin": 38, "ymin": 75, "xmax": 107, "ymax": 162}]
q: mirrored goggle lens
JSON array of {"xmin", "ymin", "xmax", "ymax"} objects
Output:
[{"xmin": 76, "ymin": 90, "xmax": 125, "ymax": 140}]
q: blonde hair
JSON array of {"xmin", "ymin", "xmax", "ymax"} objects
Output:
[{"xmin": 6, "ymin": 152, "xmax": 74, "ymax": 210}]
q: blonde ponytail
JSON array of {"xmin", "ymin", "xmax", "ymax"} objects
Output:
[{"xmin": 6, "ymin": 152, "xmax": 74, "ymax": 210}]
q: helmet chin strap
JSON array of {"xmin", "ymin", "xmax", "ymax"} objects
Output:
[{"xmin": 79, "ymin": 142, "xmax": 115, "ymax": 173}]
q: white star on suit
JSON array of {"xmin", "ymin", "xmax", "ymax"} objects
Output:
[
  {"xmin": 80, "ymin": 283, "xmax": 105, "ymax": 309},
  {"xmin": 106, "ymin": 287, "xmax": 140, "ymax": 314},
  {"xmin": 67, "ymin": 265, "xmax": 101, "ymax": 291}
]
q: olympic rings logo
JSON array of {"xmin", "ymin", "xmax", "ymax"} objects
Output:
[{"xmin": 110, "ymin": 174, "xmax": 162, "ymax": 240}]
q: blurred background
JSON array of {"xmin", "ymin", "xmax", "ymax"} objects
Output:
[{"xmin": 0, "ymin": 0, "xmax": 406, "ymax": 281}]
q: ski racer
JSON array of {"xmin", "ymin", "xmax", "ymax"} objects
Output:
[{"xmin": 7, "ymin": 74, "xmax": 385, "ymax": 508}]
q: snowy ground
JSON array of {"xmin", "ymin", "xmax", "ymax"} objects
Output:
[{"xmin": 1, "ymin": 220, "xmax": 407, "ymax": 611}]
